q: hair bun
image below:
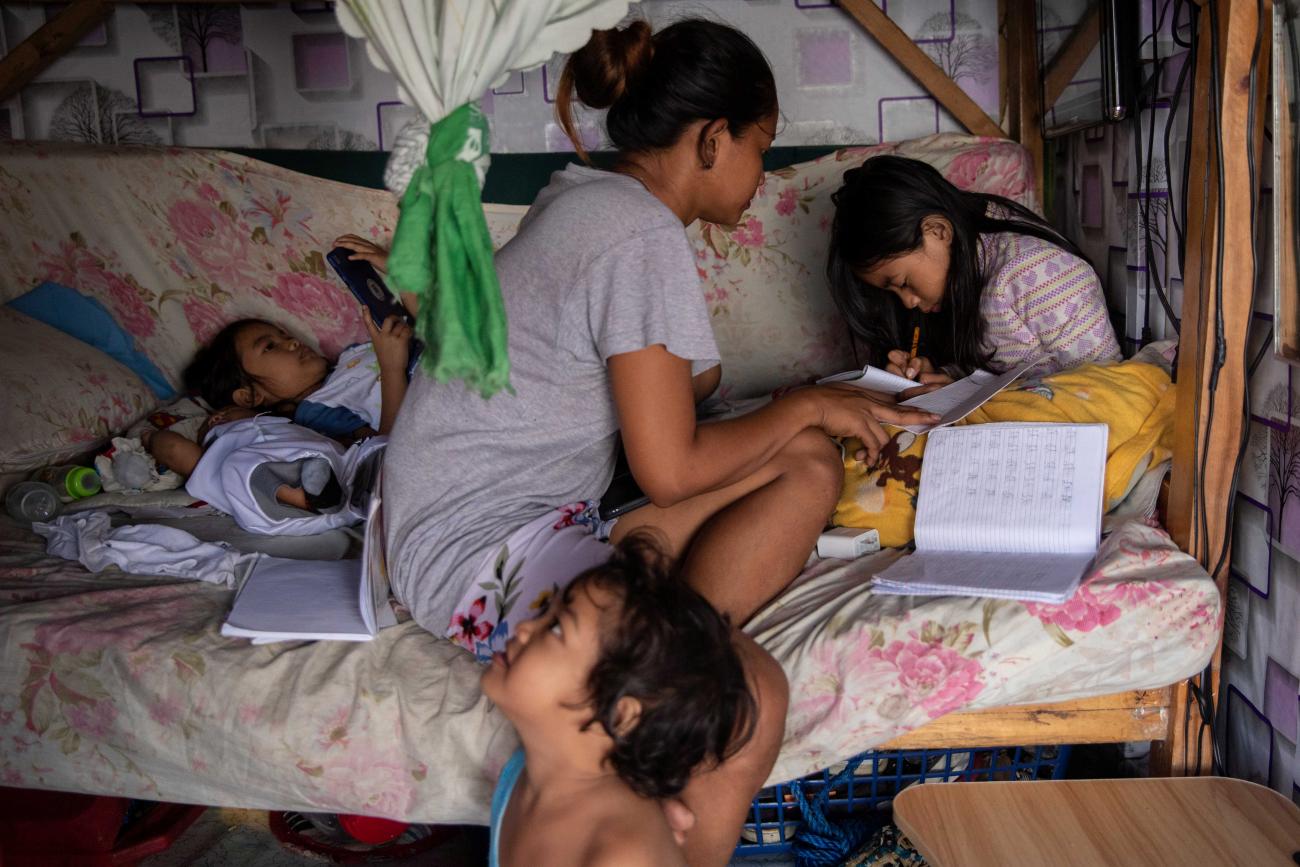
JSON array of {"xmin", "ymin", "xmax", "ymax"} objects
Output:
[{"xmin": 567, "ymin": 19, "xmax": 654, "ymax": 110}]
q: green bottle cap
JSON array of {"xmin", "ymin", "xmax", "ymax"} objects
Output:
[{"xmin": 65, "ymin": 467, "xmax": 102, "ymax": 499}]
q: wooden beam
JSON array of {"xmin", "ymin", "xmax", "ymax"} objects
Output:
[
  {"xmin": 0, "ymin": 0, "xmax": 111, "ymax": 102},
  {"xmin": 1043, "ymin": 4, "xmax": 1101, "ymax": 109},
  {"xmin": 838, "ymin": 0, "xmax": 1006, "ymax": 140},
  {"xmin": 882, "ymin": 689, "xmax": 1170, "ymax": 749},
  {"xmin": 1161, "ymin": 0, "xmax": 1270, "ymax": 777}
]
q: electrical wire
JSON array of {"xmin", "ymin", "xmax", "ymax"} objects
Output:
[
  {"xmin": 1164, "ymin": 0, "xmax": 1196, "ymax": 279},
  {"xmin": 1193, "ymin": 0, "xmax": 1229, "ymax": 776}
]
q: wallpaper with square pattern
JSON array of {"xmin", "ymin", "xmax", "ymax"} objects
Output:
[
  {"xmin": 1052, "ymin": 0, "xmax": 1299, "ymax": 801},
  {"xmin": 0, "ymin": 1, "xmax": 1001, "ymax": 153}
]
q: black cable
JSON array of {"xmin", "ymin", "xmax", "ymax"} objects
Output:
[
  {"xmin": 1250, "ymin": 324, "xmax": 1275, "ymax": 376},
  {"xmin": 1178, "ymin": 3, "xmax": 1202, "ymax": 282},
  {"xmin": 1140, "ymin": 1, "xmax": 1161, "ymax": 343},
  {"xmin": 1140, "ymin": 51, "xmax": 1178, "ymax": 339},
  {"xmin": 1163, "ymin": 0, "xmax": 1195, "ymax": 277},
  {"xmin": 1198, "ymin": 0, "xmax": 1226, "ymax": 580},
  {"xmin": 1172, "ymin": 0, "xmax": 1194, "ymax": 49}
]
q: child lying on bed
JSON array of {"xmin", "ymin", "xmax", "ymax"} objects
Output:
[
  {"xmin": 481, "ymin": 537, "xmax": 754, "ymax": 867},
  {"xmin": 144, "ymin": 231, "xmax": 404, "ymax": 470}
]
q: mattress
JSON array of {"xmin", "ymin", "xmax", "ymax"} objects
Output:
[{"xmin": 0, "ymin": 517, "xmax": 1218, "ymax": 823}]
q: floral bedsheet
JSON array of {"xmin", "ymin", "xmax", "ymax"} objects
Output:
[
  {"xmin": 0, "ymin": 519, "xmax": 1218, "ymax": 822},
  {"xmin": 0, "ymin": 134, "xmax": 1035, "ymax": 401}
]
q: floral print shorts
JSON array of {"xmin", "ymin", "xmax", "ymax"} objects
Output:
[{"xmin": 445, "ymin": 502, "xmax": 615, "ymax": 662}]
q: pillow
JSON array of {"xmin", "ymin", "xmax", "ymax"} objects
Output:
[
  {"xmin": 0, "ymin": 307, "xmax": 156, "ymax": 474},
  {"xmin": 833, "ymin": 360, "xmax": 1175, "ymax": 547},
  {"xmin": 8, "ymin": 281, "xmax": 176, "ymax": 400}
]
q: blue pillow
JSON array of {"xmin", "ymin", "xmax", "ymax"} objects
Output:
[{"xmin": 9, "ymin": 281, "xmax": 176, "ymax": 400}]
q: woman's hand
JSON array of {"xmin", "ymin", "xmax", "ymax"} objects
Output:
[
  {"xmin": 366, "ymin": 312, "xmax": 412, "ymax": 373},
  {"xmin": 335, "ymin": 234, "xmax": 389, "ymax": 273},
  {"xmin": 885, "ymin": 349, "xmax": 954, "ymax": 385},
  {"xmin": 793, "ymin": 383, "xmax": 939, "ymax": 463}
]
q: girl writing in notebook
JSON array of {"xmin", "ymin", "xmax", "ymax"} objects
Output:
[{"xmin": 827, "ymin": 155, "xmax": 1120, "ymax": 384}]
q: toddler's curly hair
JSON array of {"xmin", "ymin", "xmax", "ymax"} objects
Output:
[{"xmin": 572, "ymin": 535, "xmax": 756, "ymax": 799}]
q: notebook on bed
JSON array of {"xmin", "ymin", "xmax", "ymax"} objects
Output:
[
  {"xmin": 221, "ymin": 464, "xmax": 395, "ymax": 643},
  {"xmin": 872, "ymin": 422, "xmax": 1108, "ymax": 604},
  {"xmin": 817, "ymin": 359, "xmax": 1038, "ymax": 433}
]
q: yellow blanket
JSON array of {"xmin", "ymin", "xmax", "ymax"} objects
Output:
[{"xmin": 833, "ymin": 360, "xmax": 1175, "ymax": 547}]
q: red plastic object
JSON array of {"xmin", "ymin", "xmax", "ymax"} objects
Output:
[
  {"xmin": 268, "ymin": 812, "xmax": 458, "ymax": 863},
  {"xmin": 0, "ymin": 787, "xmax": 204, "ymax": 867},
  {"xmin": 337, "ymin": 813, "xmax": 409, "ymax": 845}
]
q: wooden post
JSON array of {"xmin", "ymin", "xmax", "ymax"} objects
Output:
[
  {"xmin": 838, "ymin": 0, "xmax": 1006, "ymax": 139},
  {"xmin": 999, "ymin": 0, "xmax": 1045, "ymax": 206},
  {"xmin": 1158, "ymin": 0, "xmax": 1270, "ymax": 776},
  {"xmin": 0, "ymin": 0, "xmax": 111, "ymax": 102}
]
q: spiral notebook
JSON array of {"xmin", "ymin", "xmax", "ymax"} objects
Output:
[{"xmin": 872, "ymin": 423, "xmax": 1109, "ymax": 603}]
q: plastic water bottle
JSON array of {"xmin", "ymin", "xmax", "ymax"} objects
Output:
[
  {"xmin": 4, "ymin": 481, "xmax": 63, "ymax": 523},
  {"xmin": 30, "ymin": 465, "xmax": 101, "ymax": 501}
]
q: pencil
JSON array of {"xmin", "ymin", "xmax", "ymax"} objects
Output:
[{"xmin": 908, "ymin": 325, "xmax": 920, "ymax": 375}]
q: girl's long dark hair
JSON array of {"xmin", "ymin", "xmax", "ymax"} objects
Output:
[
  {"xmin": 827, "ymin": 155, "xmax": 1087, "ymax": 374},
  {"xmin": 183, "ymin": 318, "xmax": 261, "ymax": 409}
]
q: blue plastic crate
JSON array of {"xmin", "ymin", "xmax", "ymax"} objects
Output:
[{"xmin": 735, "ymin": 745, "xmax": 1071, "ymax": 857}]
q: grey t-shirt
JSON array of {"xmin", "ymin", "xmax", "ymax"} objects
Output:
[{"xmin": 383, "ymin": 166, "xmax": 720, "ymax": 634}]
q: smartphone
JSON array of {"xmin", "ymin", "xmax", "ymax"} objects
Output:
[
  {"xmin": 326, "ymin": 247, "xmax": 423, "ymax": 377},
  {"xmin": 597, "ymin": 441, "xmax": 650, "ymax": 522},
  {"xmin": 327, "ymin": 247, "xmax": 410, "ymax": 328}
]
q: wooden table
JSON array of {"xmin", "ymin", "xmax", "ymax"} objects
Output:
[{"xmin": 893, "ymin": 777, "xmax": 1300, "ymax": 866}]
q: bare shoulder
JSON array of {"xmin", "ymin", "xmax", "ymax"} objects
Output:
[
  {"xmin": 581, "ymin": 796, "xmax": 685, "ymax": 867},
  {"xmin": 584, "ymin": 830, "xmax": 685, "ymax": 867}
]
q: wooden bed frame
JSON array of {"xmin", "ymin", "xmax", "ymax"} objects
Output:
[
  {"xmin": 0, "ymin": 0, "xmax": 1268, "ymax": 779},
  {"xmin": 844, "ymin": 0, "xmax": 1270, "ymax": 776}
]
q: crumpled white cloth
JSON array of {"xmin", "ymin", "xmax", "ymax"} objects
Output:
[
  {"xmin": 95, "ymin": 436, "xmax": 184, "ymax": 493},
  {"xmin": 33, "ymin": 511, "xmax": 256, "ymax": 587}
]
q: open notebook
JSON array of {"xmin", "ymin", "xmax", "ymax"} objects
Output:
[
  {"xmin": 872, "ymin": 423, "xmax": 1109, "ymax": 603},
  {"xmin": 817, "ymin": 360, "xmax": 1038, "ymax": 433},
  {"xmin": 221, "ymin": 466, "xmax": 395, "ymax": 643}
]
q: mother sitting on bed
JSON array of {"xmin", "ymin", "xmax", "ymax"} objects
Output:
[{"xmin": 380, "ymin": 17, "xmax": 934, "ymax": 867}]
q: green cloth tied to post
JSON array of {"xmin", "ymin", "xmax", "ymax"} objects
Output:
[{"xmin": 386, "ymin": 102, "xmax": 510, "ymax": 398}]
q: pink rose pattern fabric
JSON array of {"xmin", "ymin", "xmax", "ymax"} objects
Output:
[
  {"xmin": 0, "ymin": 142, "xmax": 525, "ymax": 390},
  {"xmin": 0, "ymin": 134, "xmax": 1034, "ymax": 402},
  {"xmin": 0, "ymin": 513, "xmax": 1218, "ymax": 821},
  {"xmin": 0, "ymin": 517, "xmax": 512, "ymax": 820},
  {"xmin": 753, "ymin": 520, "xmax": 1220, "ymax": 784}
]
